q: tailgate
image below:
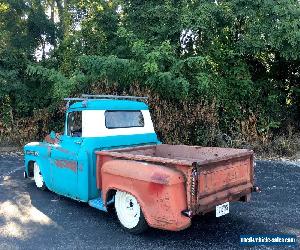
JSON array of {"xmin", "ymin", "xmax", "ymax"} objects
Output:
[{"xmin": 190, "ymin": 153, "xmax": 254, "ymax": 214}]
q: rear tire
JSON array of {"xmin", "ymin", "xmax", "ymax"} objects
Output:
[
  {"xmin": 115, "ymin": 190, "xmax": 148, "ymax": 234},
  {"xmin": 33, "ymin": 162, "xmax": 46, "ymax": 190}
]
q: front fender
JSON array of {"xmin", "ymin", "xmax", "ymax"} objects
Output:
[
  {"xmin": 24, "ymin": 142, "xmax": 51, "ymax": 187},
  {"xmin": 101, "ymin": 160, "xmax": 191, "ymax": 231}
]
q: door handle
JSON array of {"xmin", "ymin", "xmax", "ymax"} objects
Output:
[{"xmin": 74, "ymin": 140, "xmax": 82, "ymax": 145}]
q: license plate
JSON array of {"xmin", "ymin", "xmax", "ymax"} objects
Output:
[{"xmin": 216, "ymin": 202, "xmax": 229, "ymax": 217}]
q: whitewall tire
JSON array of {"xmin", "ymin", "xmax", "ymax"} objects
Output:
[
  {"xmin": 33, "ymin": 162, "xmax": 46, "ymax": 190},
  {"xmin": 115, "ymin": 190, "xmax": 148, "ymax": 234}
]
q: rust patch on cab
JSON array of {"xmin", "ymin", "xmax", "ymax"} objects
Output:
[
  {"xmin": 44, "ymin": 133, "xmax": 61, "ymax": 144},
  {"xmin": 55, "ymin": 160, "xmax": 77, "ymax": 172}
]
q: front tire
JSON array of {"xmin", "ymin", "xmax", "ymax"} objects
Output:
[
  {"xmin": 115, "ymin": 190, "xmax": 148, "ymax": 234},
  {"xmin": 33, "ymin": 162, "xmax": 46, "ymax": 190}
]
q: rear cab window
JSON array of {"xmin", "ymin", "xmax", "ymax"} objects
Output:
[{"xmin": 105, "ymin": 111, "xmax": 144, "ymax": 129}]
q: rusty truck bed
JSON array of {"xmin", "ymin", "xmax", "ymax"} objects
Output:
[{"xmin": 97, "ymin": 144, "xmax": 254, "ymax": 216}]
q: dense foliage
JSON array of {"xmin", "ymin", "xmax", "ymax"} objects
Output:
[{"xmin": 1, "ymin": 0, "xmax": 300, "ymax": 154}]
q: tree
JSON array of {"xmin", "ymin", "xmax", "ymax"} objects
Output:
[{"xmin": 1, "ymin": 0, "xmax": 300, "ymax": 147}]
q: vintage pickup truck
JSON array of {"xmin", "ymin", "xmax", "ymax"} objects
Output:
[{"xmin": 24, "ymin": 94, "xmax": 260, "ymax": 233}]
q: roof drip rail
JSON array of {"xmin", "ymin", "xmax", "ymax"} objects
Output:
[{"xmin": 81, "ymin": 94, "xmax": 148, "ymax": 100}]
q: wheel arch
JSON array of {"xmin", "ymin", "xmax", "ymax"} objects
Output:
[
  {"xmin": 104, "ymin": 186, "xmax": 149, "ymax": 224},
  {"xmin": 105, "ymin": 188, "xmax": 116, "ymax": 203},
  {"xmin": 27, "ymin": 160, "xmax": 35, "ymax": 177},
  {"xmin": 25, "ymin": 157, "xmax": 50, "ymax": 190}
]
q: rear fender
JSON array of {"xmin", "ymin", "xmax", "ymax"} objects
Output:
[{"xmin": 101, "ymin": 160, "xmax": 191, "ymax": 231}]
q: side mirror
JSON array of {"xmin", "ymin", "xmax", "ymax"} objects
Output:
[{"xmin": 50, "ymin": 131, "xmax": 56, "ymax": 140}]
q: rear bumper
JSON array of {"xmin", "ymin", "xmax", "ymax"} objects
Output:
[{"xmin": 190, "ymin": 182, "xmax": 254, "ymax": 216}]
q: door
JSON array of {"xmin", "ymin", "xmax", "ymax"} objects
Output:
[{"xmin": 51, "ymin": 111, "xmax": 83, "ymax": 199}]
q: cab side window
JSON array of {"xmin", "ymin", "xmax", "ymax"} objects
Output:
[{"xmin": 67, "ymin": 111, "xmax": 82, "ymax": 137}]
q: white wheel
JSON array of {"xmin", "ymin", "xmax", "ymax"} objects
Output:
[
  {"xmin": 115, "ymin": 190, "xmax": 148, "ymax": 233},
  {"xmin": 33, "ymin": 162, "xmax": 46, "ymax": 189}
]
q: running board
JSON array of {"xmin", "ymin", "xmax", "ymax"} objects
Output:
[{"xmin": 88, "ymin": 197, "xmax": 107, "ymax": 212}]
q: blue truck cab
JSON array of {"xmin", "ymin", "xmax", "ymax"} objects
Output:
[{"xmin": 24, "ymin": 95, "xmax": 159, "ymax": 204}]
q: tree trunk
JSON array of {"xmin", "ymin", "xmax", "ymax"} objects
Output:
[
  {"xmin": 50, "ymin": 0, "xmax": 55, "ymax": 22},
  {"xmin": 55, "ymin": 0, "xmax": 66, "ymax": 36}
]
